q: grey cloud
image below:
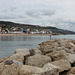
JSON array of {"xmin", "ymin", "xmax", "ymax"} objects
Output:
[
  {"xmin": 26, "ymin": 10, "xmax": 41, "ymax": 18},
  {"xmin": 0, "ymin": 14, "xmax": 25, "ymax": 19},
  {"xmin": 9, "ymin": 7, "xmax": 17, "ymax": 12},
  {"xmin": 0, "ymin": 8, "xmax": 16, "ymax": 14},
  {"xmin": 26, "ymin": 9, "xmax": 55, "ymax": 18},
  {"xmin": 42, "ymin": 9, "xmax": 55, "ymax": 16}
]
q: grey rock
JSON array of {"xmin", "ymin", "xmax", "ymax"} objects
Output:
[
  {"xmin": 66, "ymin": 54, "xmax": 75, "ymax": 64},
  {"xmin": 50, "ymin": 59, "xmax": 71, "ymax": 72},
  {"xmin": 6, "ymin": 53, "xmax": 24, "ymax": 63},
  {"xmin": 25, "ymin": 55, "xmax": 52, "ymax": 67},
  {"xmin": 14, "ymin": 48, "xmax": 30, "ymax": 56},
  {"xmin": 46, "ymin": 50, "xmax": 70, "ymax": 61},
  {"xmin": 30, "ymin": 48, "xmax": 42, "ymax": 55}
]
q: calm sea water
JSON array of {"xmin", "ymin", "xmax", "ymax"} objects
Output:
[{"xmin": 0, "ymin": 35, "xmax": 75, "ymax": 58}]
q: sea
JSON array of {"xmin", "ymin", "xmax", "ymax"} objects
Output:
[{"xmin": 0, "ymin": 35, "xmax": 75, "ymax": 58}]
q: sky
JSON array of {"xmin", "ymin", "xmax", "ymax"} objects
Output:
[{"xmin": 0, "ymin": 0, "xmax": 75, "ymax": 31}]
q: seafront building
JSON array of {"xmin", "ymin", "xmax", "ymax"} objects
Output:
[
  {"xmin": 0, "ymin": 26, "xmax": 52, "ymax": 34},
  {"xmin": 0, "ymin": 27, "xmax": 1, "ymax": 31}
]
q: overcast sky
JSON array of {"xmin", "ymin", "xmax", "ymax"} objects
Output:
[{"xmin": 0, "ymin": 0, "xmax": 75, "ymax": 31}]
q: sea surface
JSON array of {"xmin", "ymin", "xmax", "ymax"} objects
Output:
[{"xmin": 0, "ymin": 35, "xmax": 75, "ymax": 58}]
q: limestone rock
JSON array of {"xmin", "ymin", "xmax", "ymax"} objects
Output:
[
  {"xmin": 14, "ymin": 48, "xmax": 30, "ymax": 56},
  {"xmin": 0, "ymin": 63, "xmax": 20, "ymax": 75},
  {"xmin": 50, "ymin": 59, "xmax": 71, "ymax": 72},
  {"xmin": 39, "ymin": 40, "xmax": 59, "ymax": 54},
  {"xmin": 46, "ymin": 50, "xmax": 70, "ymax": 61},
  {"xmin": 19, "ymin": 65, "xmax": 42, "ymax": 75},
  {"xmin": 25, "ymin": 55, "xmax": 52, "ymax": 67},
  {"xmin": 19, "ymin": 63, "xmax": 59, "ymax": 75},
  {"xmin": 42, "ymin": 63, "xmax": 59, "ymax": 75},
  {"xmin": 30, "ymin": 48, "xmax": 42, "ymax": 55},
  {"xmin": 7, "ymin": 53, "xmax": 24, "ymax": 63},
  {"xmin": 66, "ymin": 54, "xmax": 75, "ymax": 64},
  {"xmin": 69, "ymin": 43, "xmax": 75, "ymax": 47},
  {"xmin": 39, "ymin": 39, "xmax": 75, "ymax": 54}
]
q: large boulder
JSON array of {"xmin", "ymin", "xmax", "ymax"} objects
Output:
[
  {"xmin": 7, "ymin": 53, "xmax": 24, "ymax": 63},
  {"xmin": 66, "ymin": 54, "xmax": 75, "ymax": 65},
  {"xmin": 0, "ymin": 63, "xmax": 20, "ymax": 75},
  {"xmin": 46, "ymin": 50, "xmax": 70, "ymax": 61},
  {"xmin": 39, "ymin": 40, "xmax": 59, "ymax": 55},
  {"xmin": 69, "ymin": 42, "xmax": 75, "ymax": 47},
  {"xmin": 39, "ymin": 39, "xmax": 75, "ymax": 55},
  {"xmin": 50, "ymin": 59, "xmax": 71, "ymax": 72},
  {"xmin": 19, "ymin": 63, "xmax": 59, "ymax": 75},
  {"xmin": 42, "ymin": 63, "xmax": 59, "ymax": 75},
  {"xmin": 25, "ymin": 55, "xmax": 52, "ymax": 67},
  {"xmin": 19, "ymin": 65, "xmax": 42, "ymax": 75},
  {"xmin": 30, "ymin": 48, "xmax": 42, "ymax": 55},
  {"xmin": 14, "ymin": 48, "xmax": 30, "ymax": 56}
]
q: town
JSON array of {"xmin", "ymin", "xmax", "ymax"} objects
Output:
[{"xmin": 0, "ymin": 26, "xmax": 52, "ymax": 34}]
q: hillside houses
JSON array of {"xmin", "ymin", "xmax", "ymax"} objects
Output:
[{"xmin": 0, "ymin": 26, "xmax": 52, "ymax": 34}]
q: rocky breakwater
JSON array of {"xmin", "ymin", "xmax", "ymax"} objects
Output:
[{"xmin": 0, "ymin": 39, "xmax": 75, "ymax": 75}]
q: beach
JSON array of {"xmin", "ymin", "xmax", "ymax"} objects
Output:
[{"xmin": 0, "ymin": 33, "xmax": 51, "ymax": 36}]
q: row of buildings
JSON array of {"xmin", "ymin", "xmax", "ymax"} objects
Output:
[{"xmin": 0, "ymin": 27, "xmax": 52, "ymax": 34}]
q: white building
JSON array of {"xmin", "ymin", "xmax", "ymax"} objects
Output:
[
  {"xmin": 11, "ymin": 31, "xmax": 23, "ymax": 34},
  {"xmin": 40, "ymin": 31, "xmax": 46, "ymax": 34},
  {"xmin": 0, "ymin": 27, "xmax": 2, "ymax": 32}
]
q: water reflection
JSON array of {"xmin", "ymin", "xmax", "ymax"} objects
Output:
[{"xmin": 0, "ymin": 36, "xmax": 50, "ymax": 58}]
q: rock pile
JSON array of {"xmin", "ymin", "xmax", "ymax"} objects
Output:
[
  {"xmin": 0, "ymin": 39, "xmax": 75, "ymax": 75},
  {"xmin": 39, "ymin": 39, "xmax": 75, "ymax": 75}
]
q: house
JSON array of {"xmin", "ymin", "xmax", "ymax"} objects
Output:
[
  {"xmin": 1, "ymin": 29, "xmax": 7, "ymax": 34},
  {"xmin": 6, "ymin": 28, "xmax": 11, "ymax": 33},
  {"xmin": 26, "ymin": 29, "xmax": 30, "ymax": 33},
  {"xmin": 40, "ymin": 31, "xmax": 46, "ymax": 34},
  {"xmin": 11, "ymin": 30, "xmax": 23, "ymax": 34},
  {"xmin": 0, "ymin": 27, "xmax": 2, "ymax": 33}
]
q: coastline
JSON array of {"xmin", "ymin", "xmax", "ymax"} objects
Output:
[{"xmin": 0, "ymin": 33, "xmax": 52, "ymax": 36}]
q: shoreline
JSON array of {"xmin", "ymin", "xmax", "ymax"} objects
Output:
[
  {"xmin": 0, "ymin": 33, "xmax": 52, "ymax": 36},
  {"xmin": 0, "ymin": 33, "xmax": 67, "ymax": 36}
]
